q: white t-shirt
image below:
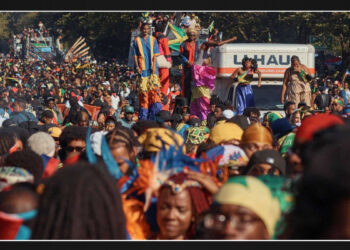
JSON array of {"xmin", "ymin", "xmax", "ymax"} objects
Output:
[
  {"xmin": 65, "ymin": 98, "xmax": 84, "ymax": 109},
  {"xmin": 111, "ymin": 94, "xmax": 120, "ymax": 110}
]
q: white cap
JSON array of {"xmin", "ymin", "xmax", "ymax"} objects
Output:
[{"xmin": 223, "ymin": 109, "xmax": 234, "ymax": 119}]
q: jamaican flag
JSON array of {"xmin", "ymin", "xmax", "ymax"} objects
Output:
[
  {"xmin": 167, "ymin": 23, "xmax": 188, "ymax": 52},
  {"xmin": 208, "ymin": 21, "xmax": 214, "ymax": 33}
]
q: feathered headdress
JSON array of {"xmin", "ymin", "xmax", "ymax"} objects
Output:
[{"xmin": 124, "ymin": 135, "xmax": 207, "ymax": 211}]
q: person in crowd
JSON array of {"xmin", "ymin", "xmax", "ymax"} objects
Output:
[
  {"xmin": 105, "ymin": 116, "xmax": 119, "ymax": 131},
  {"xmin": 242, "ymin": 149, "xmax": 286, "ymax": 176},
  {"xmin": 154, "ymin": 21, "xmax": 171, "ymax": 97},
  {"xmin": 30, "ymin": 163, "xmax": 126, "ymax": 239},
  {"xmin": 281, "ymin": 55, "xmax": 312, "ymax": 107},
  {"xmin": 230, "ymin": 57, "xmax": 262, "ymax": 115},
  {"xmin": 8, "ymin": 98, "xmax": 37, "ymax": 125},
  {"xmin": 340, "ymin": 82, "xmax": 350, "ymax": 105},
  {"xmin": 313, "ymin": 86, "xmax": 331, "ymax": 111},
  {"xmin": 44, "ymin": 97, "xmax": 63, "ymax": 126},
  {"xmin": 155, "ymin": 110, "xmax": 173, "ymax": 128},
  {"xmin": 243, "ymin": 107, "xmax": 261, "ymax": 125},
  {"xmin": 207, "ymin": 122, "xmax": 243, "ymax": 147},
  {"xmin": 132, "ymin": 23, "xmax": 161, "ymax": 120},
  {"xmin": 330, "ymin": 98, "xmax": 345, "ymax": 115},
  {"xmin": 179, "ymin": 28, "xmax": 201, "ymax": 105},
  {"xmin": 289, "ymin": 109, "xmax": 301, "ymax": 127},
  {"xmin": 4, "ymin": 149, "xmax": 44, "ymax": 183},
  {"xmin": 241, "ymin": 123, "xmax": 274, "ymax": 159},
  {"xmin": 154, "ymin": 172, "xmax": 213, "ymax": 240},
  {"xmin": 47, "ymin": 126, "xmax": 62, "ymax": 158},
  {"xmin": 115, "ymin": 105, "xmax": 136, "ymax": 129},
  {"xmin": 199, "ymin": 176, "xmax": 281, "ymax": 239},
  {"xmin": 0, "ymin": 182, "xmax": 39, "ymax": 239},
  {"xmin": 283, "ymin": 126, "xmax": 350, "ymax": 239},
  {"xmin": 283, "ymin": 101, "xmax": 296, "ymax": 120},
  {"xmin": 58, "ymin": 126, "xmax": 87, "ymax": 163}
]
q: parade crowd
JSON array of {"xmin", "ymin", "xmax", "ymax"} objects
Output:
[{"xmin": 1, "ymin": 14, "xmax": 350, "ymax": 240}]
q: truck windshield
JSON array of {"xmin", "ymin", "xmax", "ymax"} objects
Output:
[{"xmin": 252, "ymin": 85, "xmax": 284, "ymax": 110}]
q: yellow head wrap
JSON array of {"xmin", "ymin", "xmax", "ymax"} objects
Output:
[
  {"xmin": 138, "ymin": 128, "xmax": 184, "ymax": 153},
  {"xmin": 242, "ymin": 123, "xmax": 273, "ymax": 145},
  {"xmin": 209, "ymin": 122, "xmax": 243, "ymax": 145},
  {"xmin": 214, "ymin": 176, "xmax": 281, "ymax": 237}
]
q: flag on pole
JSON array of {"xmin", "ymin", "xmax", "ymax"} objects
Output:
[
  {"xmin": 208, "ymin": 21, "xmax": 214, "ymax": 33},
  {"xmin": 167, "ymin": 23, "xmax": 188, "ymax": 52}
]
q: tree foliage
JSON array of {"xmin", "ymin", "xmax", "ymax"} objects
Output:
[{"xmin": 0, "ymin": 12, "xmax": 349, "ymax": 68}]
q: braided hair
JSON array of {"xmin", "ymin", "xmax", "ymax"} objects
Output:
[
  {"xmin": 31, "ymin": 162, "xmax": 126, "ymax": 239},
  {"xmin": 105, "ymin": 127, "xmax": 139, "ymax": 168}
]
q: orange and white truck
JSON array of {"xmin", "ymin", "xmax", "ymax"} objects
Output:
[{"xmin": 210, "ymin": 43, "xmax": 315, "ymax": 114}]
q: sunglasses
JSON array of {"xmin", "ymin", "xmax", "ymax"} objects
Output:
[{"xmin": 66, "ymin": 146, "xmax": 85, "ymax": 152}]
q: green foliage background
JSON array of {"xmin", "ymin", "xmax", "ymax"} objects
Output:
[{"xmin": 0, "ymin": 12, "xmax": 349, "ymax": 68}]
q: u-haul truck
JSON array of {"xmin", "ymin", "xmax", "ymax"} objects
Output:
[{"xmin": 210, "ymin": 43, "xmax": 315, "ymax": 115}]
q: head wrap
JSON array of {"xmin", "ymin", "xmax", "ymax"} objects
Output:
[
  {"xmin": 295, "ymin": 114, "xmax": 344, "ymax": 143},
  {"xmin": 256, "ymin": 175, "xmax": 294, "ymax": 239},
  {"xmin": 186, "ymin": 127, "xmax": 207, "ymax": 145},
  {"xmin": 279, "ymin": 132, "xmax": 295, "ymax": 156},
  {"xmin": 138, "ymin": 128, "xmax": 184, "ymax": 153},
  {"xmin": 0, "ymin": 167, "xmax": 34, "ymax": 191},
  {"xmin": 209, "ymin": 122, "xmax": 243, "ymax": 145},
  {"xmin": 270, "ymin": 118, "xmax": 294, "ymax": 139},
  {"xmin": 242, "ymin": 123, "xmax": 273, "ymax": 145},
  {"xmin": 267, "ymin": 112, "xmax": 283, "ymax": 127},
  {"xmin": 205, "ymin": 145, "xmax": 248, "ymax": 168},
  {"xmin": 333, "ymin": 98, "xmax": 344, "ymax": 107},
  {"xmin": 214, "ymin": 176, "xmax": 281, "ymax": 238}
]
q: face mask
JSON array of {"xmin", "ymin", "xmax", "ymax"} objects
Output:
[{"xmin": 295, "ymin": 122, "xmax": 301, "ymax": 127}]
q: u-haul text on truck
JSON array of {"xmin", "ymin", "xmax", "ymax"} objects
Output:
[{"xmin": 210, "ymin": 43, "xmax": 315, "ymax": 113}]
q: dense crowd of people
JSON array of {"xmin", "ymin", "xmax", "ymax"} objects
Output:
[{"xmin": 1, "ymin": 14, "xmax": 350, "ymax": 240}]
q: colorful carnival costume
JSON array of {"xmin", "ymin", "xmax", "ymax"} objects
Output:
[
  {"xmin": 190, "ymin": 64, "xmax": 216, "ymax": 120},
  {"xmin": 133, "ymin": 35, "xmax": 162, "ymax": 120},
  {"xmin": 179, "ymin": 39, "xmax": 201, "ymax": 105},
  {"xmin": 236, "ymin": 69, "xmax": 256, "ymax": 115},
  {"xmin": 155, "ymin": 32, "xmax": 171, "ymax": 97}
]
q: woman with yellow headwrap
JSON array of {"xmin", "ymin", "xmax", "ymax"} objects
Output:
[
  {"xmin": 197, "ymin": 176, "xmax": 282, "ymax": 239},
  {"xmin": 241, "ymin": 123, "xmax": 274, "ymax": 159}
]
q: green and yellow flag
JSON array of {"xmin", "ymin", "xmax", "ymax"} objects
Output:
[
  {"xmin": 208, "ymin": 21, "xmax": 214, "ymax": 33},
  {"xmin": 167, "ymin": 24, "xmax": 188, "ymax": 52}
]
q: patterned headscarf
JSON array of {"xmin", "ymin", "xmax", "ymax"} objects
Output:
[
  {"xmin": 186, "ymin": 126, "xmax": 209, "ymax": 145},
  {"xmin": 214, "ymin": 176, "xmax": 281, "ymax": 238}
]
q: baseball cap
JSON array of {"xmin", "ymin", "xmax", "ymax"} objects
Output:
[
  {"xmin": 245, "ymin": 149, "xmax": 286, "ymax": 176},
  {"xmin": 124, "ymin": 106, "xmax": 135, "ymax": 113},
  {"xmin": 48, "ymin": 126, "xmax": 62, "ymax": 139}
]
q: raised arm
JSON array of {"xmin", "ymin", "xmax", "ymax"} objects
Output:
[
  {"xmin": 256, "ymin": 69, "xmax": 262, "ymax": 87},
  {"xmin": 281, "ymin": 69, "xmax": 290, "ymax": 104}
]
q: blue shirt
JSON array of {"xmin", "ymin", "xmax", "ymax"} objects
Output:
[{"xmin": 132, "ymin": 35, "xmax": 159, "ymax": 77}]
